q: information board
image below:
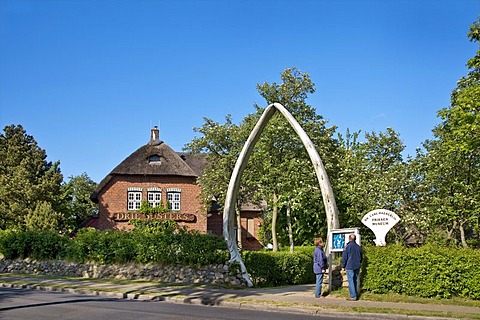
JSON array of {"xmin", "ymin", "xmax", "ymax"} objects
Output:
[{"xmin": 328, "ymin": 228, "xmax": 360, "ymax": 252}]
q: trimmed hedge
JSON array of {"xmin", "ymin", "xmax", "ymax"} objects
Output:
[
  {"xmin": 0, "ymin": 230, "xmax": 69, "ymax": 260},
  {"xmin": 362, "ymin": 244, "xmax": 480, "ymax": 299},
  {"xmin": 0, "ymin": 227, "xmax": 228, "ymax": 267},
  {"xmin": 243, "ymin": 250, "xmax": 315, "ymax": 287},
  {"xmin": 2, "ymin": 228, "xmax": 479, "ymax": 298}
]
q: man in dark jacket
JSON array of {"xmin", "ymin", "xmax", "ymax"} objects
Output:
[{"xmin": 341, "ymin": 234, "xmax": 362, "ymax": 300}]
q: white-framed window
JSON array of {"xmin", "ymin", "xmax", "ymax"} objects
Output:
[
  {"xmin": 127, "ymin": 191, "xmax": 142, "ymax": 210},
  {"xmin": 147, "ymin": 191, "xmax": 162, "ymax": 207},
  {"xmin": 167, "ymin": 189, "xmax": 181, "ymax": 211}
]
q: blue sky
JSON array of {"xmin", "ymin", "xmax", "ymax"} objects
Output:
[{"xmin": 1, "ymin": 0, "xmax": 478, "ymax": 183}]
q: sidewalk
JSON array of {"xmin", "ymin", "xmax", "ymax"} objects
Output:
[{"xmin": 1, "ymin": 274, "xmax": 479, "ymax": 319}]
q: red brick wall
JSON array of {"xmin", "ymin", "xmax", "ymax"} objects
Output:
[
  {"xmin": 207, "ymin": 209, "xmax": 263, "ymax": 251},
  {"xmin": 90, "ymin": 175, "xmax": 207, "ymax": 233},
  {"xmin": 239, "ymin": 211, "xmax": 263, "ymax": 251},
  {"xmin": 207, "ymin": 211, "xmax": 223, "ymax": 236}
]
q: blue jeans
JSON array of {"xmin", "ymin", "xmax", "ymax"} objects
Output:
[
  {"xmin": 315, "ymin": 273, "xmax": 324, "ymax": 297},
  {"xmin": 346, "ymin": 269, "xmax": 359, "ymax": 299}
]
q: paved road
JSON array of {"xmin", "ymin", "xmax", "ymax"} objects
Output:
[{"xmin": 0, "ymin": 288, "xmax": 368, "ymax": 320}]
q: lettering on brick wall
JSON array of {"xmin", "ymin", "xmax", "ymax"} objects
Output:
[{"xmin": 112, "ymin": 212, "xmax": 196, "ymax": 222}]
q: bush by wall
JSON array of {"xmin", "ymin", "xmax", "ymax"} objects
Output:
[
  {"xmin": 362, "ymin": 244, "xmax": 480, "ymax": 299},
  {"xmin": 2, "ymin": 228, "xmax": 480, "ymax": 298},
  {"xmin": 0, "ymin": 227, "xmax": 228, "ymax": 267},
  {"xmin": 0, "ymin": 230, "xmax": 69, "ymax": 260},
  {"xmin": 242, "ymin": 250, "xmax": 314, "ymax": 287}
]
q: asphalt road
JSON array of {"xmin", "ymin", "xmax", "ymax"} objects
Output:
[{"xmin": 0, "ymin": 287, "xmax": 362, "ymax": 320}]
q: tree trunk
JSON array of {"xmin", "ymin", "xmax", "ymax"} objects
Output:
[
  {"xmin": 447, "ymin": 220, "xmax": 457, "ymax": 240},
  {"xmin": 459, "ymin": 222, "xmax": 468, "ymax": 248},
  {"xmin": 235, "ymin": 204, "xmax": 242, "ymax": 250},
  {"xmin": 272, "ymin": 192, "xmax": 278, "ymax": 252},
  {"xmin": 286, "ymin": 204, "xmax": 294, "ymax": 253}
]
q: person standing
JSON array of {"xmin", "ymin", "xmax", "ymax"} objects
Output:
[
  {"xmin": 341, "ymin": 234, "xmax": 362, "ymax": 301},
  {"xmin": 313, "ymin": 237, "xmax": 327, "ymax": 298}
]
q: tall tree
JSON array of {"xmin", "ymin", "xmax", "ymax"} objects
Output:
[
  {"xmin": 185, "ymin": 116, "xmax": 259, "ymax": 249},
  {"xmin": 420, "ymin": 18, "xmax": 480, "ymax": 247},
  {"xmin": 0, "ymin": 124, "xmax": 64, "ymax": 230},
  {"xmin": 251, "ymin": 67, "xmax": 339, "ymax": 251},
  {"xmin": 61, "ymin": 173, "xmax": 98, "ymax": 230},
  {"xmin": 336, "ymin": 128, "xmax": 408, "ymax": 243}
]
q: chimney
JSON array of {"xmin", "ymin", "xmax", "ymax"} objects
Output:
[{"xmin": 150, "ymin": 126, "xmax": 160, "ymax": 144}]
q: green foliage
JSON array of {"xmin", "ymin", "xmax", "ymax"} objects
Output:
[
  {"xmin": 67, "ymin": 228, "xmax": 136, "ymax": 264},
  {"xmin": 138, "ymin": 200, "xmax": 169, "ymax": 214},
  {"xmin": 0, "ymin": 223, "xmax": 228, "ymax": 267},
  {"xmin": 24, "ymin": 201, "xmax": 63, "ymax": 232},
  {"xmin": 184, "ymin": 115, "xmax": 259, "ymax": 249},
  {"xmin": 336, "ymin": 128, "xmax": 408, "ymax": 231},
  {"xmin": 362, "ymin": 244, "xmax": 480, "ymax": 299},
  {"xmin": 252, "ymin": 67, "xmax": 339, "ymax": 251},
  {"xmin": 130, "ymin": 219, "xmax": 184, "ymax": 234},
  {"xmin": 242, "ymin": 250, "xmax": 314, "ymax": 287},
  {"xmin": 0, "ymin": 229, "xmax": 68, "ymax": 260},
  {"xmin": 66, "ymin": 225, "xmax": 227, "ymax": 266},
  {"xmin": 417, "ymin": 18, "xmax": 480, "ymax": 247},
  {"xmin": 61, "ymin": 173, "xmax": 98, "ymax": 230},
  {"xmin": 0, "ymin": 124, "xmax": 64, "ymax": 231}
]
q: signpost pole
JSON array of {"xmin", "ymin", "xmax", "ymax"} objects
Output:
[{"xmin": 328, "ymin": 253, "xmax": 332, "ymax": 292}]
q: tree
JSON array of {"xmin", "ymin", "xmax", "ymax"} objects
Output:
[
  {"xmin": 24, "ymin": 201, "xmax": 63, "ymax": 231},
  {"xmin": 420, "ymin": 18, "xmax": 480, "ymax": 247},
  {"xmin": 250, "ymin": 67, "xmax": 339, "ymax": 251},
  {"xmin": 336, "ymin": 128, "xmax": 409, "ymax": 243},
  {"xmin": 61, "ymin": 173, "xmax": 98, "ymax": 230},
  {"xmin": 185, "ymin": 116, "xmax": 259, "ymax": 249},
  {"xmin": 0, "ymin": 124, "xmax": 64, "ymax": 230},
  {"xmin": 186, "ymin": 68, "xmax": 340, "ymax": 251}
]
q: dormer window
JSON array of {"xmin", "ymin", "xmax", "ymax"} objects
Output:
[{"xmin": 148, "ymin": 155, "xmax": 161, "ymax": 165}]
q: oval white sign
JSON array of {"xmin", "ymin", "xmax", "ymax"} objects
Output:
[{"xmin": 361, "ymin": 209, "xmax": 400, "ymax": 246}]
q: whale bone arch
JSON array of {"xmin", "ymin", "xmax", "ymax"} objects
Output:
[{"xmin": 223, "ymin": 102, "xmax": 340, "ymax": 287}]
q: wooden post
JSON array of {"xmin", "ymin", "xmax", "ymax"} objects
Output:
[{"xmin": 328, "ymin": 253, "xmax": 333, "ymax": 292}]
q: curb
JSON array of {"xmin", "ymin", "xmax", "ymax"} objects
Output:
[{"xmin": 0, "ymin": 282, "xmax": 467, "ymax": 320}]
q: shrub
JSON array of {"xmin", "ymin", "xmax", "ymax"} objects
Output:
[
  {"xmin": 0, "ymin": 230, "xmax": 69, "ymax": 260},
  {"xmin": 362, "ymin": 244, "xmax": 480, "ymax": 299},
  {"xmin": 243, "ymin": 250, "xmax": 314, "ymax": 287},
  {"xmin": 65, "ymin": 224, "xmax": 228, "ymax": 266},
  {"xmin": 131, "ymin": 219, "xmax": 185, "ymax": 234}
]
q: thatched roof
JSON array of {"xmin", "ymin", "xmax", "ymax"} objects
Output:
[
  {"xmin": 109, "ymin": 141, "xmax": 197, "ymax": 177},
  {"xmin": 91, "ymin": 135, "xmax": 207, "ymax": 203},
  {"xmin": 177, "ymin": 152, "xmax": 207, "ymax": 176}
]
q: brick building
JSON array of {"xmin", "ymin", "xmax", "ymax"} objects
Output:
[{"xmin": 88, "ymin": 127, "xmax": 263, "ymax": 250}]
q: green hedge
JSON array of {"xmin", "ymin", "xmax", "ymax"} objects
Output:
[
  {"xmin": 0, "ymin": 227, "xmax": 228, "ymax": 267},
  {"xmin": 2, "ymin": 228, "xmax": 479, "ymax": 298},
  {"xmin": 362, "ymin": 244, "xmax": 480, "ymax": 299},
  {"xmin": 0, "ymin": 230, "xmax": 69, "ymax": 260},
  {"xmin": 243, "ymin": 250, "xmax": 314, "ymax": 287}
]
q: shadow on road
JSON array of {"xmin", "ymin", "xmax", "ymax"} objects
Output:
[{"xmin": 0, "ymin": 287, "xmax": 119, "ymax": 312}]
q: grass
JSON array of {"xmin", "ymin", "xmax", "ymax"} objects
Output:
[
  {"xmin": 232, "ymin": 296, "xmax": 480, "ymax": 320},
  {"xmin": 329, "ymin": 286, "xmax": 480, "ymax": 308}
]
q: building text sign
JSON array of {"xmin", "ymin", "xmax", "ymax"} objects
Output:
[
  {"xmin": 361, "ymin": 209, "xmax": 400, "ymax": 246},
  {"xmin": 112, "ymin": 212, "xmax": 196, "ymax": 222}
]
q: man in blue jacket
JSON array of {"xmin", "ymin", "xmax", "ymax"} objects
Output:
[{"xmin": 341, "ymin": 234, "xmax": 362, "ymax": 301}]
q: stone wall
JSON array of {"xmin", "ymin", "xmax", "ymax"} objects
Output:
[
  {"xmin": 0, "ymin": 259, "xmax": 248, "ymax": 287},
  {"xmin": 321, "ymin": 265, "xmax": 346, "ymax": 291}
]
